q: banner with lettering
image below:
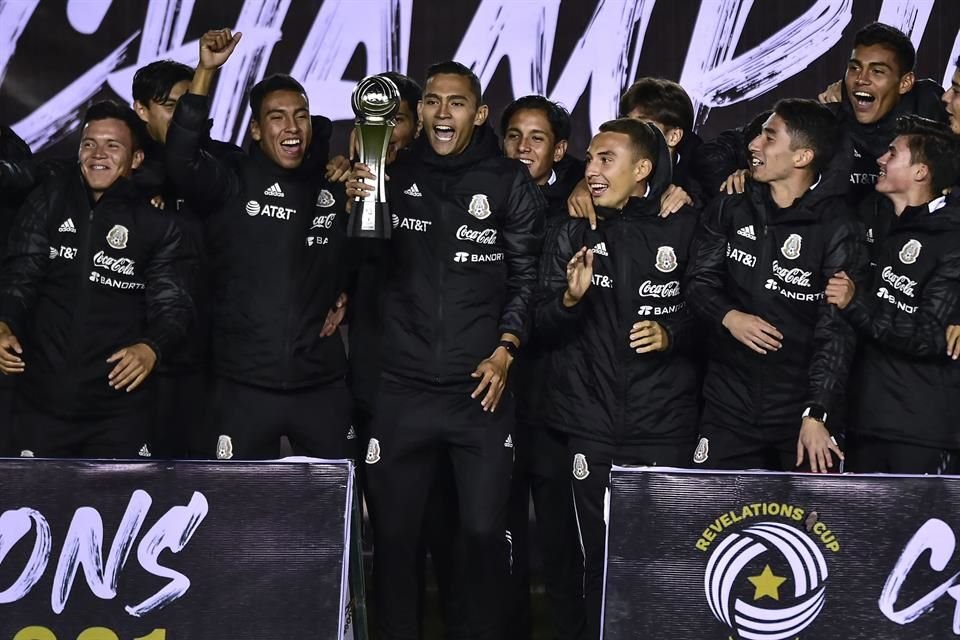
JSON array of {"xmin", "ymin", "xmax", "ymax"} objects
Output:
[
  {"xmin": 605, "ymin": 468, "xmax": 960, "ymax": 640},
  {"xmin": 1, "ymin": 1, "xmax": 958, "ymax": 159},
  {"xmin": 0, "ymin": 459, "xmax": 354, "ymax": 640}
]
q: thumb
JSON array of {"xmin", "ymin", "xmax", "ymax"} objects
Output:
[
  {"xmin": 10, "ymin": 336, "xmax": 22, "ymax": 354},
  {"xmin": 231, "ymin": 32, "xmax": 243, "ymax": 46},
  {"xmin": 589, "ymin": 207, "xmax": 597, "ymax": 231},
  {"xmin": 107, "ymin": 349, "xmax": 126, "ymax": 363}
]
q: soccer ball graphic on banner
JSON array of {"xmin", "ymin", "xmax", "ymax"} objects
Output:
[{"xmin": 704, "ymin": 521, "xmax": 829, "ymax": 640}]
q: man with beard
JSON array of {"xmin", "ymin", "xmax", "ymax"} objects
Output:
[
  {"xmin": 500, "ymin": 94, "xmax": 584, "ymax": 640},
  {"xmin": 537, "ymin": 118, "xmax": 699, "ymax": 640},
  {"xmin": 686, "ymin": 99, "xmax": 863, "ymax": 473},
  {"xmin": 165, "ymin": 29, "xmax": 351, "ymax": 460},
  {"xmin": 827, "ymin": 116, "xmax": 960, "ymax": 473},
  {"xmin": 131, "ymin": 58, "xmax": 243, "ymax": 458},
  {"xmin": 347, "ymin": 61, "xmax": 544, "ymax": 640},
  {"xmin": 0, "ymin": 124, "xmax": 35, "ymax": 455},
  {"xmin": 0, "ymin": 102, "xmax": 190, "ymax": 457}
]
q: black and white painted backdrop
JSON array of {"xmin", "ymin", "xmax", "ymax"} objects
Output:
[{"xmin": 0, "ymin": 1, "xmax": 958, "ymax": 160}]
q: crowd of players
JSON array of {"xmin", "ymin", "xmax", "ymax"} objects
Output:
[{"xmin": 2, "ymin": 20, "xmax": 960, "ymax": 640}]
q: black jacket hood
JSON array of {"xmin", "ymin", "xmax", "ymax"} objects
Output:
[{"xmin": 594, "ymin": 123, "xmax": 673, "ymax": 219}]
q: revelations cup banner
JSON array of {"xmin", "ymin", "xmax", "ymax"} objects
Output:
[
  {"xmin": 605, "ymin": 468, "xmax": 960, "ymax": 640},
  {"xmin": 0, "ymin": 459, "xmax": 354, "ymax": 640}
]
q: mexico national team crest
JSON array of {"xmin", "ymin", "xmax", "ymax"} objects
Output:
[
  {"xmin": 899, "ymin": 239, "xmax": 922, "ymax": 264},
  {"xmin": 780, "ymin": 233, "xmax": 802, "ymax": 260},
  {"xmin": 316, "ymin": 189, "xmax": 336, "ymax": 208},
  {"xmin": 697, "ymin": 503, "xmax": 839, "ymax": 640},
  {"xmin": 365, "ymin": 438, "xmax": 381, "ymax": 464},
  {"xmin": 106, "ymin": 224, "xmax": 129, "ymax": 250},
  {"xmin": 655, "ymin": 246, "xmax": 678, "ymax": 273},
  {"xmin": 468, "ymin": 194, "xmax": 492, "ymax": 220},
  {"xmin": 572, "ymin": 453, "xmax": 590, "ymax": 480},
  {"xmin": 216, "ymin": 435, "xmax": 234, "ymax": 460}
]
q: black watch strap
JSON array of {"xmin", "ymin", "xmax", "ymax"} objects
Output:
[{"xmin": 498, "ymin": 340, "xmax": 518, "ymax": 358}]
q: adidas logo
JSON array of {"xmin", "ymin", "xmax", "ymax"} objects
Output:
[
  {"xmin": 591, "ymin": 242, "xmax": 608, "ymax": 256},
  {"xmin": 404, "ymin": 183, "xmax": 422, "ymax": 197},
  {"xmin": 736, "ymin": 225, "xmax": 756, "ymax": 240},
  {"xmin": 264, "ymin": 182, "xmax": 285, "ymax": 198},
  {"xmin": 138, "ymin": 444, "xmax": 152, "ymax": 458},
  {"xmin": 58, "ymin": 218, "xmax": 77, "ymax": 233},
  {"xmin": 346, "ymin": 425, "xmax": 357, "ymax": 440},
  {"xmin": 504, "ymin": 434, "xmax": 514, "ymax": 448}
]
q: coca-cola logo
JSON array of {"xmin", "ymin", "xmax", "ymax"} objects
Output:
[
  {"xmin": 93, "ymin": 251, "xmax": 135, "ymax": 276},
  {"xmin": 771, "ymin": 260, "xmax": 811, "ymax": 287},
  {"xmin": 638, "ymin": 280, "xmax": 680, "ymax": 298},
  {"xmin": 456, "ymin": 224, "xmax": 497, "ymax": 245},
  {"xmin": 881, "ymin": 266, "xmax": 916, "ymax": 298},
  {"xmin": 311, "ymin": 213, "xmax": 337, "ymax": 230}
]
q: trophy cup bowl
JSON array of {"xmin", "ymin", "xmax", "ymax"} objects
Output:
[{"xmin": 348, "ymin": 75, "xmax": 401, "ymax": 239}]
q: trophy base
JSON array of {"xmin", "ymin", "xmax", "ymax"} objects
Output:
[{"xmin": 348, "ymin": 199, "xmax": 392, "ymax": 240}]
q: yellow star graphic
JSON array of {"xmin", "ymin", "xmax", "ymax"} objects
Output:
[{"xmin": 748, "ymin": 565, "xmax": 787, "ymax": 601}]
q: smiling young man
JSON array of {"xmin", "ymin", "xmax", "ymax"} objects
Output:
[
  {"xmin": 832, "ymin": 23, "xmax": 947, "ymax": 203},
  {"xmin": 348, "ymin": 61, "xmax": 544, "ymax": 640},
  {"xmin": 130, "ymin": 59, "xmax": 244, "ymax": 459},
  {"xmin": 536, "ymin": 118, "xmax": 699, "ymax": 640},
  {"xmin": 164, "ymin": 29, "xmax": 351, "ymax": 460},
  {"xmin": 686, "ymin": 98, "xmax": 864, "ymax": 474},
  {"xmin": 0, "ymin": 101, "xmax": 190, "ymax": 458},
  {"xmin": 499, "ymin": 94, "xmax": 584, "ymax": 640},
  {"xmin": 826, "ymin": 116, "xmax": 960, "ymax": 473}
]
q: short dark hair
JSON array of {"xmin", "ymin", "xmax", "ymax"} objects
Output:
[
  {"xmin": 249, "ymin": 74, "xmax": 307, "ymax": 121},
  {"xmin": 895, "ymin": 115, "xmax": 960, "ymax": 195},
  {"xmin": 424, "ymin": 61, "xmax": 483, "ymax": 105},
  {"xmin": 772, "ymin": 98, "xmax": 841, "ymax": 175},
  {"xmin": 379, "ymin": 71, "xmax": 422, "ymax": 122},
  {"xmin": 598, "ymin": 118, "xmax": 659, "ymax": 167},
  {"xmin": 132, "ymin": 60, "xmax": 193, "ymax": 106},
  {"xmin": 618, "ymin": 77, "xmax": 694, "ymax": 132},
  {"xmin": 82, "ymin": 100, "xmax": 146, "ymax": 150},
  {"xmin": 853, "ymin": 22, "xmax": 915, "ymax": 75},
  {"xmin": 499, "ymin": 95, "xmax": 571, "ymax": 142}
]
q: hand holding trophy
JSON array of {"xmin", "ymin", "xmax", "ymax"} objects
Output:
[{"xmin": 348, "ymin": 75, "xmax": 401, "ymax": 239}]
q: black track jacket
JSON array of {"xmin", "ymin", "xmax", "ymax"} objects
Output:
[
  {"xmin": 536, "ymin": 134, "xmax": 700, "ymax": 446},
  {"xmin": 377, "ymin": 125, "xmax": 545, "ymax": 389},
  {"xmin": 845, "ymin": 197, "xmax": 960, "ymax": 448},
  {"xmin": 686, "ymin": 159, "xmax": 864, "ymax": 433},
  {"xmin": 165, "ymin": 93, "xmax": 348, "ymax": 390},
  {"xmin": 0, "ymin": 168, "xmax": 190, "ymax": 417}
]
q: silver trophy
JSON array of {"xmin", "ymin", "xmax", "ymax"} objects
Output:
[{"xmin": 348, "ymin": 75, "xmax": 401, "ymax": 239}]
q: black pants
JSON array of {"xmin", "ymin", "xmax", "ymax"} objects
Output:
[
  {"xmin": 505, "ymin": 423, "xmax": 584, "ymax": 640},
  {"xmin": 152, "ymin": 369, "xmax": 207, "ymax": 458},
  {"xmin": 694, "ymin": 423, "xmax": 810, "ymax": 472},
  {"xmin": 568, "ymin": 437, "xmax": 691, "ymax": 640},
  {"xmin": 13, "ymin": 395, "xmax": 151, "ymax": 458},
  {"xmin": 365, "ymin": 378, "xmax": 514, "ymax": 640},
  {"xmin": 0, "ymin": 379, "xmax": 14, "ymax": 456},
  {"xmin": 847, "ymin": 434, "xmax": 960, "ymax": 474},
  {"xmin": 200, "ymin": 376, "xmax": 353, "ymax": 460}
]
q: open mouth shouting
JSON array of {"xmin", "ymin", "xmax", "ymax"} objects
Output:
[
  {"xmin": 433, "ymin": 124, "xmax": 455, "ymax": 143},
  {"xmin": 279, "ymin": 136, "xmax": 303, "ymax": 157},
  {"xmin": 851, "ymin": 90, "xmax": 877, "ymax": 113}
]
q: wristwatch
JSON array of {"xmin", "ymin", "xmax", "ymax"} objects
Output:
[
  {"xmin": 802, "ymin": 405, "xmax": 828, "ymax": 424},
  {"xmin": 497, "ymin": 340, "xmax": 519, "ymax": 358}
]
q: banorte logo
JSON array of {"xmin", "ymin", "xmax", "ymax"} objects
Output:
[{"xmin": 696, "ymin": 503, "xmax": 839, "ymax": 640}]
